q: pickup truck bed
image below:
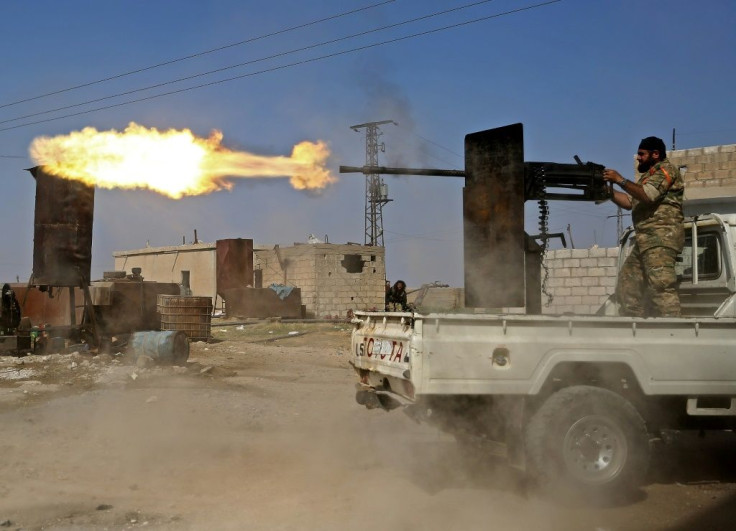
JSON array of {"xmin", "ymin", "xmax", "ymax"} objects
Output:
[{"xmin": 353, "ymin": 311, "xmax": 736, "ymax": 398}]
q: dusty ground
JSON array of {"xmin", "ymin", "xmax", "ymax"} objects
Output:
[{"xmin": 1, "ymin": 320, "xmax": 736, "ymax": 530}]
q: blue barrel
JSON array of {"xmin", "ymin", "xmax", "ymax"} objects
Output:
[{"xmin": 129, "ymin": 330, "xmax": 189, "ymax": 365}]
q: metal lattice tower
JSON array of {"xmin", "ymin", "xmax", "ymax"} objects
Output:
[{"xmin": 350, "ymin": 120, "xmax": 396, "ymax": 246}]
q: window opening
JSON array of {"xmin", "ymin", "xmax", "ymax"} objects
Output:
[
  {"xmin": 676, "ymin": 232, "xmax": 721, "ymax": 281},
  {"xmin": 341, "ymin": 254, "xmax": 365, "ymax": 274}
]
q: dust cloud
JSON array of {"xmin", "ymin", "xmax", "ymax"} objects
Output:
[{"xmin": 1, "ymin": 330, "xmax": 734, "ymax": 529}]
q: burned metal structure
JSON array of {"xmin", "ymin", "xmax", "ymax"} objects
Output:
[
  {"xmin": 90, "ymin": 270, "xmax": 180, "ymax": 336},
  {"xmin": 30, "ymin": 166, "xmax": 95, "ymax": 287},
  {"xmin": 340, "ymin": 123, "xmax": 610, "ymax": 312},
  {"xmin": 27, "ymin": 166, "xmax": 99, "ymax": 344},
  {"xmin": 215, "ymin": 238, "xmax": 254, "ymax": 297},
  {"xmin": 23, "ymin": 167, "xmax": 195, "ymax": 352}
]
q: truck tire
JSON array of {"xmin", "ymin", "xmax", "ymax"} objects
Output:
[{"xmin": 524, "ymin": 385, "xmax": 649, "ymax": 501}]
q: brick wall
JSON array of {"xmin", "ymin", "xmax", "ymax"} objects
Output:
[{"xmin": 540, "ymin": 247, "xmax": 619, "ymax": 314}]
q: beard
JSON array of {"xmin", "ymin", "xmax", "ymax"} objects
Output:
[{"xmin": 637, "ymin": 159, "xmax": 654, "ymax": 173}]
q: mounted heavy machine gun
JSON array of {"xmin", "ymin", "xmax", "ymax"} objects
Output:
[{"xmin": 340, "ymin": 123, "xmax": 611, "ymax": 313}]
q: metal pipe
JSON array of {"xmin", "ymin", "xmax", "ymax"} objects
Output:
[
  {"xmin": 692, "ymin": 219, "xmax": 699, "ymax": 285},
  {"xmin": 339, "ymin": 165, "xmax": 465, "ymax": 178}
]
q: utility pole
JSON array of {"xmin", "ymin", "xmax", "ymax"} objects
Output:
[
  {"xmin": 350, "ymin": 120, "xmax": 396, "ymax": 246},
  {"xmin": 607, "ymin": 209, "xmax": 625, "ymax": 244}
]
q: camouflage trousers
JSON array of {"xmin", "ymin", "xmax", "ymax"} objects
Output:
[{"xmin": 617, "ymin": 245, "xmax": 680, "ymax": 317}]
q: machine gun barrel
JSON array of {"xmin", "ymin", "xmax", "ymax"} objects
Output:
[
  {"xmin": 339, "ymin": 165, "xmax": 466, "ymax": 178},
  {"xmin": 339, "ymin": 159, "xmax": 610, "ymax": 202}
]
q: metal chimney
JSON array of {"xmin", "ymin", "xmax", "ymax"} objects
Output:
[{"xmin": 28, "ymin": 166, "xmax": 95, "ymax": 286}]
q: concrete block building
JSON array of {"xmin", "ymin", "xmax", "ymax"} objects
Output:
[
  {"xmin": 253, "ymin": 243, "xmax": 385, "ymax": 318},
  {"xmin": 670, "ymin": 143, "xmax": 736, "ymax": 199},
  {"xmin": 113, "ymin": 240, "xmax": 385, "ymax": 319}
]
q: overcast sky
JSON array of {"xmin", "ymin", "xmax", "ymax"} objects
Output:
[{"xmin": 1, "ymin": 0, "xmax": 734, "ymax": 287}]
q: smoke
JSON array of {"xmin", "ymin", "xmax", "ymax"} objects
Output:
[{"xmin": 355, "ymin": 60, "xmax": 421, "ymax": 169}]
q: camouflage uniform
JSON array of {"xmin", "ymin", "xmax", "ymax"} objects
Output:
[
  {"xmin": 617, "ymin": 159, "xmax": 685, "ymax": 317},
  {"xmin": 386, "ymin": 285, "xmax": 409, "ymax": 311}
]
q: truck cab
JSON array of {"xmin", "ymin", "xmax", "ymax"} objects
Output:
[
  {"xmin": 676, "ymin": 213, "xmax": 736, "ymax": 317},
  {"xmin": 601, "ymin": 211, "xmax": 736, "ymax": 317}
]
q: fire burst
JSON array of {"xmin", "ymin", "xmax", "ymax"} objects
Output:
[{"xmin": 29, "ymin": 122, "xmax": 336, "ymax": 198}]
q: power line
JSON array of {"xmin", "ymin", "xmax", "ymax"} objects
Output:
[
  {"xmin": 0, "ymin": 0, "xmax": 562, "ymax": 133},
  {"xmin": 398, "ymin": 144, "xmax": 462, "ymax": 169},
  {"xmin": 0, "ymin": 0, "xmax": 503, "ymax": 127},
  {"xmin": 0, "ymin": 155, "xmax": 26, "ymax": 159},
  {"xmin": 397, "ymin": 124, "xmax": 464, "ymax": 161},
  {"xmin": 0, "ymin": 0, "xmax": 396, "ymax": 110},
  {"xmin": 386, "ymin": 125, "xmax": 464, "ymax": 168}
]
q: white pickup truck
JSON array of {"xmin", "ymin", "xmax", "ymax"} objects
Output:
[{"xmin": 351, "ymin": 211, "xmax": 736, "ymax": 500}]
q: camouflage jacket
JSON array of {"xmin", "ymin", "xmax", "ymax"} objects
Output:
[
  {"xmin": 631, "ymin": 158, "xmax": 685, "ymax": 252},
  {"xmin": 386, "ymin": 287, "xmax": 408, "ymax": 310}
]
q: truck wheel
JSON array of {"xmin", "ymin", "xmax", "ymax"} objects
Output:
[{"xmin": 524, "ymin": 386, "xmax": 649, "ymax": 500}]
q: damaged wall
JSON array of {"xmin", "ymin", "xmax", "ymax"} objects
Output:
[
  {"xmin": 254, "ymin": 243, "xmax": 385, "ymax": 318},
  {"xmin": 112, "ymin": 240, "xmax": 385, "ymax": 318}
]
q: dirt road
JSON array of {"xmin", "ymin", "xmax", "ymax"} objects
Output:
[{"xmin": 1, "ymin": 321, "xmax": 735, "ymax": 530}]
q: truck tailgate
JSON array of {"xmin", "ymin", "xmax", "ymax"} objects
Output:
[{"xmin": 351, "ymin": 312, "xmax": 415, "ymax": 399}]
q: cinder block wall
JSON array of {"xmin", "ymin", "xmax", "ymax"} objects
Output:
[
  {"xmin": 255, "ymin": 245, "xmax": 317, "ymax": 313},
  {"xmin": 540, "ymin": 247, "xmax": 619, "ymax": 314},
  {"xmin": 669, "ymin": 144, "xmax": 736, "ymax": 196},
  {"xmin": 314, "ymin": 244, "xmax": 385, "ymax": 318},
  {"xmin": 254, "ymin": 243, "xmax": 385, "ymax": 318}
]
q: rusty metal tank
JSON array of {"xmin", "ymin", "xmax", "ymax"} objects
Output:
[
  {"xmin": 90, "ymin": 271, "xmax": 180, "ymax": 335},
  {"xmin": 28, "ymin": 166, "xmax": 95, "ymax": 286},
  {"xmin": 216, "ymin": 238, "xmax": 254, "ymax": 296}
]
